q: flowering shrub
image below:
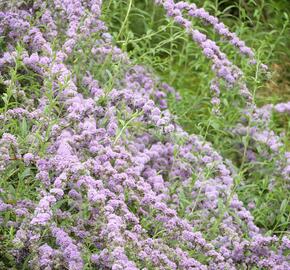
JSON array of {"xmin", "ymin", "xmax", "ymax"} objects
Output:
[{"xmin": 0, "ymin": 0, "xmax": 289, "ymax": 269}]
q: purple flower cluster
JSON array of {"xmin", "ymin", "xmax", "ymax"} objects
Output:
[
  {"xmin": 275, "ymin": 102, "xmax": 290, "ymax": 114},
  {"xmin": 232, "ymin": 104, "xmax": 290, "ymax": 183},
  {"xmin": 0, "ymin": 1, "xmax": 289, "ymax": 270},
  {"xmin": 155, "ymin": 0, "xmax": 254, "ymax": 109},
  {"xmin": 0, "ymin": 133, "xmax": 21, "ymax": 171}
]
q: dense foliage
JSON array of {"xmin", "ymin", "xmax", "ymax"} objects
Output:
[{"xmin": 0, "ymin": 0, "xmax": 289, "ymax": 269}]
